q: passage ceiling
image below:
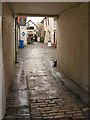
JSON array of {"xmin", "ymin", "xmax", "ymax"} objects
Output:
[{"xmin": 9, "ymin": 2, "xmax": 78, "ymax": 16}]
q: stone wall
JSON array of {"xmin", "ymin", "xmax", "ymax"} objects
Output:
[{"xmin": 57, "ymin": 3, "xmax": 88, "ymax": 91}]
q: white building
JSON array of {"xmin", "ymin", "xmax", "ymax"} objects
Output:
[
  {"xmin": 41, "ymin": 17, "xmax": 57, "ymax": 47},
  {"xmin": 26, "ymin": 20, "xmax": 38, "ymax": 36},
  {"xmin": 20, "ymin": 26, "xmax": 27, "ymax": 45}
]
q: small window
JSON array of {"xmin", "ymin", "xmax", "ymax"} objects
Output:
[
  {"xmin": 48, "ymin": 18, "xmax": 49, "ymax": 25},
  {"xmin": 44, "ymin": 31, "xmax": 46, "ymax": 37},
  {"xmin": 46, "ymin": 19, "xmax": 47, "ymax": 26}
]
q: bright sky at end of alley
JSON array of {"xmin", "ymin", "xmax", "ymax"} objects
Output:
[{"xmin": 26, "ymin": 17, "xmax": 45, "ymax": 24}]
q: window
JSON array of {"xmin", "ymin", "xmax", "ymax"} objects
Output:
[
  {"xmin": 45, "ymin": 18, "xmax": 47, "ymax": 26},
  {"xmin": 48, "ymin": 18, "xmax": 49, "ymax": 25}
]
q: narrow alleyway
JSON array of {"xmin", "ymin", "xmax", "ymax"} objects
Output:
[{"xmin": 4, "ymin": 43, "xmax": 88, "ymax": 120}]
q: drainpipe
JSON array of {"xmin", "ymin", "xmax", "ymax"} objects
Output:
[{"xmin": 15, "ymin": 17, "xmax": 18, "ymax": 63}]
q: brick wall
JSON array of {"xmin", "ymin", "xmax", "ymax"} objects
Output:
[{"xmin": 57, "ymin": 3, "xmax": 88, "ymax": 91}]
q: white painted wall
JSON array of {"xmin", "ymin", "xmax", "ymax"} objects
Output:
[
  {"xmin": 20, "ymin": 26, "xmax": 27, "ymax": 45},
  {"xmin": 44, "ymin": 18, "xmax": 49, "ymax": 43},
  {"xmin": 0, "ymin": 2, "xmax": 6, "ymax": 119},
  {"xmin": 44, "ymin": 17, "xmax": 57, "ymax": 44},
  {"xmin": 49, "ymin": 18, "xmax": 54, "ymax": 43}
]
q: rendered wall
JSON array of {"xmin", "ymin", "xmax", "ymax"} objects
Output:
[
  {"xmin": 44, "ymin": 17, "xmax": 54, "ymax": 43},
  {"xmin": 0, "ymin": 2, "xmax": 5, "ymax": 119},
  {"xmin": 57, "ymin": 3, "xmax": 88, "ymax": 91},
  {"xmin": 2, "ymin": 3, "xmax": 14, "ymax": 97}
]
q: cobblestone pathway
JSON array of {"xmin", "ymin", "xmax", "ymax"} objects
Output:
[{"xmin": 4, "ymin": 43, "xmax": 89, "ymax": 120}]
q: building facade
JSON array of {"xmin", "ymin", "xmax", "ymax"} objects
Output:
[{"xmin": 41, "ymin": 17, "xmax": 57, "ymax": 47}]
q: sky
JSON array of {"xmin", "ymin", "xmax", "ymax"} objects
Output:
[{"xmin": 26, "ymin": 17, "xmax": 44, "ymax": 25}]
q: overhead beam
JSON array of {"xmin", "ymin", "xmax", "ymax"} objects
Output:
[{"xmin": 15, "ymin": 13, "xmax": 59, "ymax": 18}]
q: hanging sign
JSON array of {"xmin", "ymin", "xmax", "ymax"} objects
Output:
[
  {"xmin": 22, "ymin": 32, "xmax": 25, "ymax": 36},
  {"xmin": 18, "ymin": 16, "xmax": 26, "ymax": 26}
]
